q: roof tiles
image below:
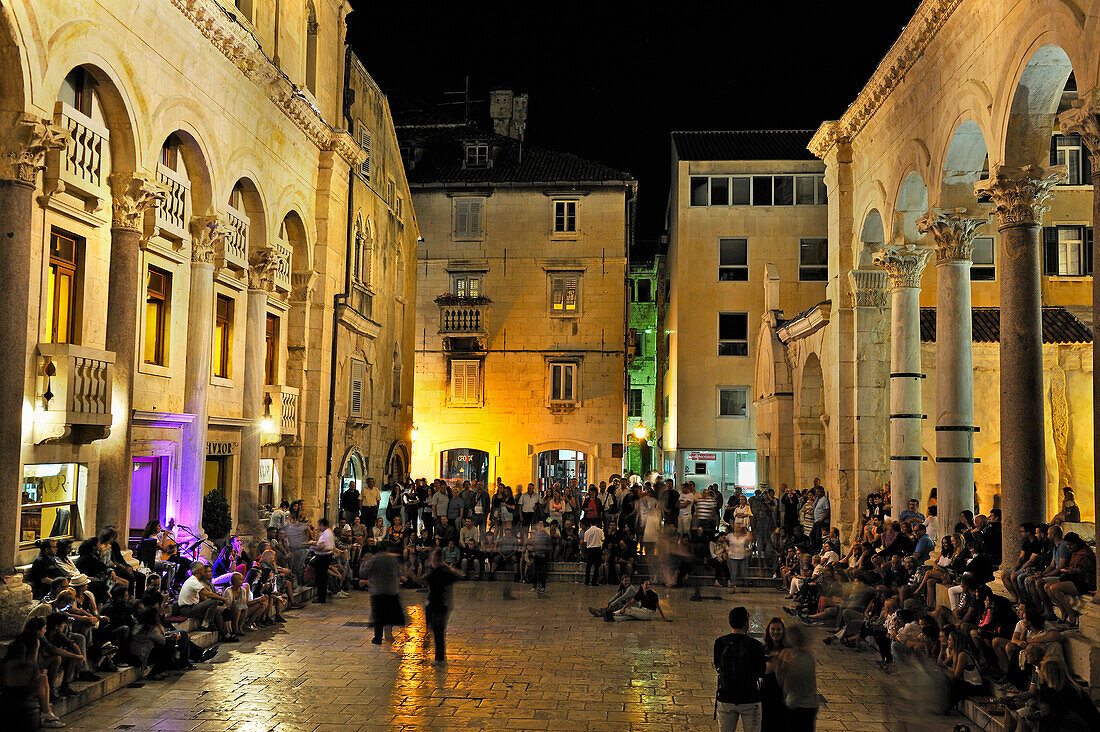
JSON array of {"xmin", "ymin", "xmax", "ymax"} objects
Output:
[
  {"xmin": 671, "ymin": 129, "xmax": 819, "ymax": 162},
  {"xmin": 919, "ymin": 307, "xmax": 1092, "ymax": 344}
]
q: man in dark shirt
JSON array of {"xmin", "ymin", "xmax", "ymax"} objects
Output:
[
  {"xmin": 340, "ymin": 485, "xmax": 360, "ymax": 524},
  {"xmin": 435, "ymin": 516, "xmax": 459, "ymax": 548},
  {"xmin": 1000, "ymin": 522, "xmax": 1043, "ymax": 603},
  {"xmin": 422, "ymin": 549, "xmax": 462, "ymax": 665},
  {"xmin": 714, "ymin": 605, "xmax": 766, "ymax": 732},
  {"xmin": 27, "ymin": 539, "xmax": 66, "ymax": 600}
]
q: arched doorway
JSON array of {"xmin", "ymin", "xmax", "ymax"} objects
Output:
[
  {"xmin": 536, "ymin": 449, "xmax": 587, "ymax": 491},
  {"xmin": 795, "ymin": 353, "xmax": 825, "ymax": 491},
  {"xmin": 340, "ymin": 450, "xmax": 364, "ymax": 505}
]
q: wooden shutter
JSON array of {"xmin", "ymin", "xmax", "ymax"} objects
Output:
[
  {"xmin": 350, "ymin": 359, "xmax": 365, "ymax": 417},
  {"xmin": 1086, "ymin": 226, "xmax": 1094, "ymax": 276},
  {"xmin": 1050, "ymin": 134, "xmax": 1059, "ymax": 166},
  {"xmin": 1043, "ymin": 227, "xmax": 1059, "ymax": 275},
  {"xmin": 455, "ymin": 200, "xmax": 469, "ymax": 237},
  {"xmin": 467, "ymin": 199, "xmax": 482, "ymax": 237},
  {"xmin": 451, "ymin": 360, "xmax": 478, "ymax": 403},
  {"xmin": 359, "ymin": 128, "xmax": 371, "ymax": 179}
]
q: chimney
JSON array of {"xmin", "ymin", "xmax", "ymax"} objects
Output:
[{"xmin": 489, "ymin": 88, "xmax": 528, "ymax": 141}]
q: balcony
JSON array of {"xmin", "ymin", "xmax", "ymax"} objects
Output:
[
  {"xmin": 223, "ymin": 205, "xmax": 250, "ymax": 271},
  {"xmin": 270, "ymin": 238, "xmax": 292, "ymax": 293},
  {"xmin": 34, "ymin": 344, "xmax": 116, "ymax": 444},
  {"xmin": 437, "ymin": 298, "xmax": 490, "ymax": 351},
  {"xmin": 146, "ymin": 162, "xmax": 190, "ymax": 244},
  {"xmin": 44, "ymin": 101, "xmax": 110, "ymax": 211},
  {"xmin": 263, "ymin": 385, "xmax": 299, "ymax": 440}
]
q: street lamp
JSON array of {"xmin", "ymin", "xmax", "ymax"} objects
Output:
[
  {"xmin": 633, "ymin": 421, "xmax": 647, "ymax": 441},
  {"xmin": 410, "ymin": 424, "xmax": 419, "ymax": 442}
]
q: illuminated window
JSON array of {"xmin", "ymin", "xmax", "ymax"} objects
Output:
[
  {"xmin": 144, "ymin": 267, "xmax": 170, "ymax": 366},
  {"xmin": 451, "ymin": 273, "xmax": 481, "ymax": 298},
  {"xmin": 265, "ymin": 314, "xmax": 279, "ymax": 385},
  {"xmin": 213, "ymin": 295, "xmax": 233, "ymax": 379},
  {"xmin": 1051, "ymin": 134, "xmax": 1089, "ymax": 186},
  {"xmin": 550, "ymin": 273, "xmax": 579, "ymax": 313},
  {"xmin": 47, "ymin": 230, "xmax": 80, "ymax": 344},
  {"xmin": 349, "ymin": 358, "xmax": 366, "ymax": 417},
  {"xmin": 553, "ymin": 200, "xmax": 577, "ymax": 233}
]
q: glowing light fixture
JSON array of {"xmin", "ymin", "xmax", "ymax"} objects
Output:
[
  {"xmin": 633, "ymin": 421, "xmax": 647, "ymax": 441},
  {"xmin": 410, "ymin": 424, "xmax": 419, "ymax": 442}
]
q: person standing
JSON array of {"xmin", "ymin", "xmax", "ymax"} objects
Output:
[
  {"xmin": 582, "ymin": 520, "xmax": 606, "ymax": 586},
  {"xmin": 422, "ymin": 548, "xmax": 462, "ymax": 666},
  {"xmin": 677, "ymin": 483, "xmax": 696, "ymax": 536},
  {"xmin": 308, "ymin": 518, "xmax": 335, "ymax": 604},
  {"xmin": 364, "ymin": 543, "xmax": 406, "ymax": 644},
  {"xmin": 776, "ymin": 625, "xmax": 819, "ymax": 731},
  {"xmin": 360, "ymin": 478, "xmax": 381, "ymax": 529},
  {"xmin": 528, "ymin": 521, "xmax": 551, "ymax": 597},
  {"xmin": 714, "ymin": 606, "xmax": 767, "ymax": 732},
  {"xmin": 809, "ymin": 483, "xmax": 829, "ymax": 554},
  {"xmin": 340, "ymin": 484, "xmax": 360, "ymax": 525}
]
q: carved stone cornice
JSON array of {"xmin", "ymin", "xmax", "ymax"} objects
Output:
[
  {"xmin": 1058, "ymin": 89, "xmax": 1100, "ymax": 169},
  {"xmin": 808, "ymin": 0, "xmax": 964, "ymax": 158},
  {"xmin": 248, "ymin": 246, "xmax": 286, "ymax": 291},
  {"xmin": 916, "ymin": 208, "xmax": 988, "ymax": 264},
  {"xmin": 189, "ymin": 214, "xmax": 234, "ymax": 265},
  {"xmin": 871, "ymin": 243, "xmax": 932, "ymax": 291},
  {"xmin": 848, "ymin": 269, "xmax": 889, "ymax": 308},
  {"xmin": 169, "ymin": 0, "xmax": 365, "ymax": 168},
  {"xmin": 0, "ymin": 115, "xmax": 70, "ymax": 185},
  {"xmin": 973, "ymin": 164, "xmax": 1065, "ymax": 229},
  {"xmin": 109, "ymin": 173, "xmax": 167, "ymax": 232}
]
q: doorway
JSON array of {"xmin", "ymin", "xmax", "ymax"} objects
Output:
[
  {"xmin": 536, "ymin": 450, "xmax": 587, "ymax": 491},
  {"xmin": 130, "ymin": 457, "xmax": 167, "ymax": 540}
]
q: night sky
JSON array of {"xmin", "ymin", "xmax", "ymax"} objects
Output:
[{"xmin": 346, "ymin": 1, "xmax": 923, "ymax": 246}]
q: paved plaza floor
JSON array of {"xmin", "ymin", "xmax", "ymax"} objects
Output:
[{"xmin": 63, "ymin": 582, "xmax": 966, "ymax": 732}]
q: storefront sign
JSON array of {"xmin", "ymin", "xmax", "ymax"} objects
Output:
[
  {"xmin": 259, "ymin": 459, "xmax": 274, "ymax": 484},
  {"xmin": 207, "ymin": 441, "xmax": 239, "ymax": 456},
  {"xmin": 687, "ymin": 451, "xmax": 717, "ymax": 462}
]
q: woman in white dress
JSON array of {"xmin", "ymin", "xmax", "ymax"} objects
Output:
[{"xmin": 640, "ymin": 486, "xmax": 660, "ymax": 555}]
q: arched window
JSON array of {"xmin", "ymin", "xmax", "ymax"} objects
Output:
[
  {"xmin": 391, "ymin": 345, "xmax": 402, "ymax": 406},
  {"xmin": 305, "ymin": 1, "xmax": 319, "ymax": 95}
]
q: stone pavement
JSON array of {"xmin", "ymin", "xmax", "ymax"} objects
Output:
[{"xmin": 62, "ymin": 583, "xmax": 966, "ymax": 732}]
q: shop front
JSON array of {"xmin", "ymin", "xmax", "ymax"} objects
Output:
[
  {"xmin": 679, "ymin": 449, "xmax": 757, "ymax": 495},
  {"xmin": 536, "ymin": 449, "xmax": 588, "ymax": 491},
  {"xmin": 20, "ymin": 462, "xmax": 86, "ymax": 548},
  {"xmin": 440, "ymin": 448, "xmax": 489, "ymax": 487}
]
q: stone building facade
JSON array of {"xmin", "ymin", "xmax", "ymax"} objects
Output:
[
  {"xmin": 663, "ymin": 131, "xmax": 828, "ymax": 492},
  {"xmin": 748, "ymin": 0, "xmax": 1100, "ymax": 567},
  {"xmin": 626, "ymin": 255, "xmax": 663, "ymax": 476},
  {"xmin": 400, "ymin": 95, "xmax": 636, "ymax": 487},
  {"xmin": 0, "ymin": 0, "xmax": 416, "ymax": 572}
]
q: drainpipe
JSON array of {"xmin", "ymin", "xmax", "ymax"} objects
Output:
[{"xmin": 324, "ymin": 45, "xmax": 357, "ymax": 520}]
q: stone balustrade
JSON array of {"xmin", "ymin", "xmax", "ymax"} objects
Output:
[
  {"xmin": 34, "ymin": 343, "xmax": 115, "ymax": 443},
  {"xmin": 150, "ymin": 161, "xmax": 190, "ymax": 241},
  {"xmin": 439, "ymin": 304, "xmax": 488, "ymax": 335},
  {"xmin": 271, "ymin": 237, "xmax": 292, "ymax": 292},
  {"xmin": 264, "ymin": 384, "xmax": 299, "ymax": 437},
  {"xmin": 224, "ymin": 204, "xmax": 250, "ymax": 270},
  {"xmin": 46, "ymin": 101, "xmax": 110, "ymax": 205}
]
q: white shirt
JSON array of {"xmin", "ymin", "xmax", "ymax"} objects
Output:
[
  {"xmin": 679, "ymin": 492, "xmax": 695, "ymax": 518},
  {"xmin": 224, "ymin": 585, "xmax": 252, "ymax": 611},
  {"xmin": 314, "ymin": 528, "xmax": 335, "ymax": 555},
  {"xmin": 725, "ymin": 533, "xmax": 751, "ymax": 560},
  {"xmin": 583, "ymin": 525, "xmax": 605, "ymax": 549},
  {"xmin": 519, "ymin": 492, "xmax": 539, "ymax": 512},
  {"xmin": 178, "ymin": 575, "xmax": 205, "ymax": 606}
]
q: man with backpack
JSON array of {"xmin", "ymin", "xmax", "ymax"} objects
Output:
[{"xmin": 713, "ymin": 605, "xmax": 766, "ymax": 732}]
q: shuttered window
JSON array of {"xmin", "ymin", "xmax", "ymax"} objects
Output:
[
  {"xmin": 349, "ymin": 359, "xmax": 366, "ymax": 417},
  {"xmin": 358, "ymin": 126, "xmax": 371, "ymax": 179},
  {"xmin": 454, "ymin": 198, "xmax": 483, "ymax": 239},
  {"xmin": 550, "ymin": 274, "xmax": 579, "ymax": 312},
  {"xmin": 450, "ymin": 360, "xmax": 480, "ymax": 405},
  {"xmin": 1043, "ymin": 226, "xmax": 1093, "ymax": 276}
]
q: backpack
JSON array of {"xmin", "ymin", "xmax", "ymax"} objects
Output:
[{"xmin": 717, "ymin": 635, "xmax": 757, "ymax": 699}]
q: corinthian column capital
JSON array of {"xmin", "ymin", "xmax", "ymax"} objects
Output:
[
  {"xmin": 190, "ymin": 214, "xmax": 235, "ymax": 265},
  {"xmin": 109, "ymin": 172, "xmax": 167, "ymax": 232},
  {"xmin": 973, "ymin": 164, "xmax": 1065, "ymax": 229},
  {"xmin": 1058, "ymin": 89, "xmax": 1100, "ymax": 162},
  {"xmin": 917, "ymin": 208, "xmax": 988, "ymax": 264},
  {"xmin": 248, "ymin": 246, "xmax": 286, "ymax": 291},
  {"xmin": 871, "ymin": 243, "xmax": 933, "ymax": 290},
  {"xmin": 0, "ymin": 115, "xmax": 69, "ymax": 184}
]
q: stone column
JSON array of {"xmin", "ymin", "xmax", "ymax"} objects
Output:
[
  {"xmin": 918, "ymin": 210, "xmax": 986, "ymax": 535},
  {"xmin": 236, "ymin": 248, "xmax": 284, "ymax": 537},
  {"xmin": 848, "ymin": 269, "xmax": 891, "ymax": 526},
  {"xmin": 975, "ymin": 164, "xmax": 1064, "ymax": 567},
  {"xmin": 872, "ymin": 243, "xmax": 932, "ymax": 516},
  {"xmin": 0, "ymin": 118, "xmax": 68, "ymax": 571},
  {"xmin": 179, "ymin": 217, "xmax": 233, "ymax": 531},
  {"xmin": 97, "ymin": 173, "xmax": 166, "ymax": 533},
  {"xmin": 1057, "ymin": 98, "xmax": 1100, "ymax": 596}
]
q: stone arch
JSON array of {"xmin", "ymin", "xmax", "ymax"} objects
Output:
[
  {"xmin": 280, "ymin": 209, "xmax": 311, "ymax": 274},
  {"xmin": 795, "ymin": 352, "xmax": 826, "ymax": 491},
  {"xmin": 155, "ymin": 128, "xmax": 214, "ymax": 220},
  {"xmin": 53, "ymin": 60, "xmax": 139, "ymax": 177},
  {"xmin": 1000, "ymin": 43, "xmax": 1076, "ymax": 167},
  {"xmin": 892, "ymin": 171, "xmax": 930, "ymax": 244},
  {"xmin": 0, "ymin": 4, "xmax": 27, "ymax": 116},
  {"xmin": 939, "ymin": 119, "xmax": 991, "ymax": 210},
  {"xmin": 857, "ymin": 208, "xmax": 886, "ymax": 268},
  {"xmin": 227, "ymin": 176, "xmax": 268, "ymax": 254}
]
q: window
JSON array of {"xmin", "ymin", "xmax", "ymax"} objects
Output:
[
  {"xmin": 47, "ymin": 230, "xmax": 80, "ymax": 344},
  {"xmin": 718, "ymin": 387, "xmax": 749, "ymax": 417},
  {"xmin": 752, "ymin": 176, "xmax": 773, "ymax": 206},
  {"xmin": 550, "ymin": 273, "xmax": 579, "ymax": 313},
  {"xmin": 391, "ymin": 348, "xmax": 402, "ymax": 407},
  {"xmin": 773, "ymin": 175, "xmax": 794, "ymax": 205},
  {"xmin": 58, "ymin": 68, "xmax": 93, "ymax": 116},
  {"xmin": 144, "ymin": 267, "xmax": 169, "ymax": 366},
  {"xmin": 710, "ymin": 177, "xmax": 729, "ymax": 206},
  {"xmin": 731, "ymin": 176, "xmax": 751, "ymax": 205},
  {"xmin": 213, "ymin": 295, "xmax": 233, "ymax": 379},
  {"xmin": 265, "ymin": 314, "xmax": 279, "ymax": 385},
  {"xmin": 553, "ymin": 200, "xmax": 578, "ymax": 233},
  {"xmin": 234, "ymin": 0, "xmax": 254, "ymax": 23},
  {"xmin": 464, "ymin": 143, "xmax": 489, "ymax": 168},
  {"xmin": 349, "ymin": 358, "xmax": 366, "ymax": 417},
  {"xmin": 304, "ymin": 1, "xmax": 318, "ymax": 94},
  {"xmin": 628, "ymin": 388, "xmax": 643, "ymax": 418},
  {"xmin": 20, "ymin": 463, "xmax": 82, "ymax": 547},
  {"xmin": 795, "ymin": 175, "xmax": 816, "ymax": 205},
  {"xmin": 972, "ymin": 237, "xmax": 995, "ymax": 281},
  {"xmin": 454, "ymin": 198, "xmax": 483, "ymax": 239},
  {"xmin": 635, "ymin": 278, "xmax": 652, "ymax": 302},
  {"xmin": 718, "ymin": 238, "xmax": 748, "ymax": 281},
  {"xmin": 386, "ymin": 179, "xmax": 395, "ymax": 208},
  {"xmin": 1044, "ymin": 225, "xmax": 1093, "ymax": 276},
  {"xmin": 718, "ymin": 312, "xmax": 748, "ymax": 356},
  {"xmin": 549, "ymin": 361, "xmax": 577, "ymax": 402},
  {"xmin": 690, "ymin": 176, "xmax": 708, "ymax": 206},
  {"xmin": 450, "ymin": 359, "xmax": 480, "ymax": 405},
  {"xmin": 452, "ymin": 274, "xmax": 482, "ymax": 298},
  {"xmin": 358, "ymin": 125, "xmax": 371, "ymax": 179},
  {"xmin": 799, "ymin": 238, "xmax": 829, "ymax": 281},
  {"xmin": 1051, "ymin": 134, "xmax": 1090, "ymax": 186}
]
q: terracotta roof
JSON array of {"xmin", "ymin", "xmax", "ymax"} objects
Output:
[
  {"xmin": 395, "ymin": 123, "xmax": 635, "ymax": 187},
  {"xmin": 671, "ymin": 130, "xmax": 820, "ymax": 162},
  {"xmin": 919, "ymin": 307, "xmax": 1092, "ymax": 344}
]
